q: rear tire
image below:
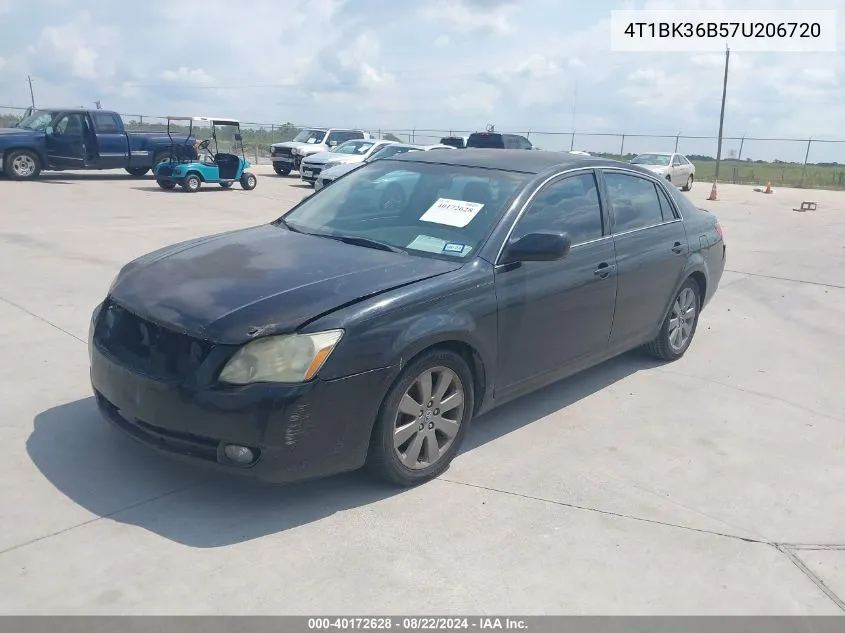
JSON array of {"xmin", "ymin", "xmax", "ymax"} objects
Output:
[
  {"xmin": 152, "ymin": 152, "xmax": 171, "ymax": 170},
  {"xmin": 367, "ymin": 348, "xmax": 474, "ymax": 487},
  {"xmin": 682, "ymin": 175, "xmax": 694, "ymax": 191},
  {"xmin": 645, "ymin": 278, "xmax": 701, "ymax": 361},
  {"xmin": 126, "ymin": 167, "xmax": 150, "ymax": 177},
  {"xmin": 240, "ymin": 172, "xmax": 257, "ymax": 190},
  {"xmin": 157, "ymin": 180, "xmax": 176, "ymax": 190},
  {"xmin": 273, "ymin": 165, "xmax": 290, "ymax": 176},
  {"xmin": 4, "ymin": 149, "xmax": 42, "ymax": 180},
  {"xmin": 181, "ymin": 173, "xmax": 201, "ymax": 192}
]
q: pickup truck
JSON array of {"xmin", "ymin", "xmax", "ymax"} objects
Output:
[
  {"xmin": 269, "ymin": 127, "xmax": 371, "ymax": 176},
  {"xmin": 0, "ymin": 108, "xmax": 195, "ymax": 180}
]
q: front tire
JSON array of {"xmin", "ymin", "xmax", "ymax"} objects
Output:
[
  {"xmin": 682, "ymin": 175, "xmax": 694, "ymax": 191},
  {"xmin": 646, "ymin": 278, "xmax": 701, "ymax": 361},
  {"xmin": 273, "ymin": 165, "xmax": 291, "ymax": 176},
  {"xmin": 367, "ymin": 348, "xmax": 474, "ymax": 487},
  {"xmin": 181, "ymin": 173, "xmax": 201, "ymax": 192},
  {"xmin": 4, "ymin": 149, "xmax": 42, "ymax": 180},
  {"xmin": 126, "ymin": 167, "xmax": 150, "ymax": 177},
  {"xmin": 240, "ymin": 172, "xmax": 257, "ymax": 190}
]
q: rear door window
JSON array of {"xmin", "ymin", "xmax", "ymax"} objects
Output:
[{"xmin": 467, "ymin": 133, "xmax": 505, "ymax": 149}]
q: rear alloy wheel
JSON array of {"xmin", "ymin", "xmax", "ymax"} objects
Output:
[
  {"xmin": 157, "ymin": 179, "xmax": 176, "ymax": 190},
  {"xmin": 368, "ymin": 348, "xmax": 474, "ymax": 486},
  {"xmin": 273, "ymin": 166, "xmax": 291, "ymax": 176},
  {"xmin": 126, "ymin": 167, "xmax": 150, "ymax": 177},
  {"xmin": 682, "ymin": 175, "xmax": 694, "ymax": 191},
  {"xmin": 240, "ymin": 172, "xmax": 257, "ymax": 190},
  {"xmin": 181, "ymin": 173, "xmax": 201, "ymax": 192},
  {"xmin": 4, "ymin": 149, "xmax": 41, "ymax": 180},
  {"xmin": 646, "ymin": 278, "xmax": 701, "ymax": 361}
]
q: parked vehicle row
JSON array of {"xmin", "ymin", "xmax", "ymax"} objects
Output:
[
  {"xmin": 0, "ymin": 108, "xmax": 193, "ymax": 180},
  {"xmin": 270, "ymin": 128, "xmax": 371, "ymax": 176},
  {"xmin": 88, "ymin": 148, "xmax": 726, "ymax": 487}
]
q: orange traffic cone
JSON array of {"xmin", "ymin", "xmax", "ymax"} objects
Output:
[
  {"xmin": 763, "ymin": 182, "xmax": 772, "ymax": 194},
  {"xmin": 707, "ymin": 182, "xmax": 718, "ymax": 201}
]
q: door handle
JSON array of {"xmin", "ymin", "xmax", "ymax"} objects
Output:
[
  {"xmin": 671, "ymin": 242, "xmax": 685, "ymax": 254},
  {"xmin": 594, "ymin": 262, "xmax": 615, "ymax": 278}
]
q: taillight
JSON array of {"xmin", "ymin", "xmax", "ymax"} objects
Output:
[{"xmin": 714, "ymin": 222, "xmax": 723, "ymax": 241}]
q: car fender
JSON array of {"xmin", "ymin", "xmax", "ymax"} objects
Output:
[
  {"xmin": 0, "ymin": 139, "xmax": 49, "ymax": 168},
  {"xmin": 652, "ymin": 251, "xmax": 710, "ymax": 338}
]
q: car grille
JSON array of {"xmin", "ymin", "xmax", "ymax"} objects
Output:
[
  {"xmin": 156, "ymin": 166, "xmax": 174, "ymax": 177},
  {"xmin": 301, "ymin": 164, "xmax": 322, "ymax": 176},
  {"xmin": 93, "ymin": 298, "xmax": 215, "ymax": 383},
  {"xmin": 273, "ymin": 147, "xmax": 293, "ymax": 158}
]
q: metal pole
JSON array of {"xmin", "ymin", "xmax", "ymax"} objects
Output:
[
  {"xmin": 674, "ymin": 132, "xmax": 681, "ymax": 152},
  {"xmin": 738, "ymin": 135, "xmax": 745, "ymax": 160},
  {"xmin": 570, "ymin": 131, "xmax": 575, "ymax": 151},
  {"xmin": 27, "ymin": 75, "xmax": 35, "ymax": 107},
  {"xmin": 800, "ymin": 137, "xmax": 812, "ymax": 188},
  {"xmin": 619, "ymin": 134, "xmax": 625, "ymax": 158},
  {"xmin": 713, "ymin": 46, "xmax": 730, "ymax": 185}
]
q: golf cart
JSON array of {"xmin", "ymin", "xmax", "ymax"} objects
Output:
[{"xmin": 154, "ymin": 116, "xmax": 257, "ymax": 192}]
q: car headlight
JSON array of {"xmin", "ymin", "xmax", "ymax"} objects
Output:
[
  {"xmin": 218, "ymin": 330, "xmax": 344, "ymax": 385},
  {"xmin": 324, "ymin": 160, "xmax": 343, "ymax": 170}
]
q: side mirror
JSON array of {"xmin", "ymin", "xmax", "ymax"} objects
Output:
[
  {"xmin": 234, "ymin": 133, "xmax": 242, "ymax": 141},
  {"xmin": 328, "ymin": 140, "xmax": 338, "ymax": 147},
  {"xmin": 501, "ymin": 232, "xmax": 572, "ymax": 264}
]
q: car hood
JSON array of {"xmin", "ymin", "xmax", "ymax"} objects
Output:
[
  {"xmin": 637, "ymin": 164, "xmax": 670, "ymax": 173},
  {"xmin": 109, "ymin": 224, "xmax": 462, "ymax": 344},
  {"xmin": 271, "ymin": 141, "xmax": 312, "ymax": 149},
  {"xmin": 321, "ymin": 162, "xmax": 362, "ymax": 179},
  {"xmin": 0, "ymin": 127, "xmax": 40, "ymax": 137},
  {"xmin": 301, "ymin": 151, "xmax": 340, "ymax": 165}
]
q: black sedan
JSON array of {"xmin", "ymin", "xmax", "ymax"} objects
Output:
[{"xmin": 89, "ymin": 149, "xmax": 726, "ymax": 487}]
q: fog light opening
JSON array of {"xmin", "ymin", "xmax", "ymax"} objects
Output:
[{"xmin": 221, "ymin": 443, "xmax": 257, "ymax": 466}]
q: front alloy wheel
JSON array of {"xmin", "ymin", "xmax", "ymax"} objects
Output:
[{"xmin": 368, "ymin": 349, "xmax": 474, "ymax": 486}]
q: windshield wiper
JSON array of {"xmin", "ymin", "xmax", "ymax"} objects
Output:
[
  {"xmin": 276, "ymin": 217, "xmax": 303, "ymax": 233},
  {"xmin": 329, "ymin": 235, "xmax": 405, "ymax": 254}
]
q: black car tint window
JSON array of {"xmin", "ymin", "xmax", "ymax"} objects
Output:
[
  {"xmin": 654, "ymin": 183, "xmax": 678, "ymax": 222},
  {"xmin": 93, "ymin": 113, "xmax": 118, "ymax": 133},
  {"xmin": 604, "ymin": 172, "xmax": 664, "ymax": 233},
  {"xmin": 513, "ymin": 173, "xmax": 603, "ymax": 244}
]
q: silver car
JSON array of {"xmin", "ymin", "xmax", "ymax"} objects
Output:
[
  {"xmin": 314, "ymin": 143, "xmax": 453, "ymax": 191},
  {"xmin": 630, "ymin": 152, "xmax": 696, "ymax": 191},
  {"xmin": 299, "ymin": 139, "xmax": 397, "ymax": 186}
]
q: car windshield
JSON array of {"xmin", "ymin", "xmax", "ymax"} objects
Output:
[
  {"xmin": 367, "ymin": 145, "xmax": 417, "ymax": 161},
  {"xmin": 16, "ymin": 110, "xmax": 56, "ymax": 131},
  {"xmin": 333, "ymin": 140, "xmax": 376, "ymax": 155},
  {"xmin": 294, "ymin": 129, "xmax": 326, "ymax": 144},
  {"xmin": 276, "ymin": 160, "xmax": 527, "ymax": 260},
  {"xmin": 632, "ymin": 154, "xmax": 671, "ymax": 166}
]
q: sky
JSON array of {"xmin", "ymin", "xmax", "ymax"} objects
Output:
[{"xmin": 0, "ymin": 0, "xmax": 843, "ymax": 162}]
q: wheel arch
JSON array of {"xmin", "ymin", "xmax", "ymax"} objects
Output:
[{"xmin": 3, "ymin": 146, "xmax": 48, "ymax": 168}]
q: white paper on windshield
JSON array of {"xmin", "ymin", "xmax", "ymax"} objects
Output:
[
  {"xmin": 407, "ymin": 235, "xmax": 473, "ymax": 257},
  {"xmin": 307, "ymin": 138, "xmax": 316, "ymax": 144},
  {"xmin": 407, "ymin": 235, "xmax": 447, "ymax": 253},
  {"xmin": 420, "ymin": 198, "xmax": 484, "ymax": 228}
]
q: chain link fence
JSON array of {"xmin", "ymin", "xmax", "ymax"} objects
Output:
[{"xmin": 2, "ymin": 105, "xmax": 844, "ymax": 189}]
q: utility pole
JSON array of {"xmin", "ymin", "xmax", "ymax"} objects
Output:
[
  {"xmin": 708, "ymin": 45, "xmax": 730, "ymax": 201},
  {"xmin": 27, "ymin": 75, "xmax": 35, "ymax": 108}
]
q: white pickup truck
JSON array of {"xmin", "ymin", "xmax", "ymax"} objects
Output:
[{"xmin": 269, "ymin": 128, "xmax": 372, "ymax": 176}]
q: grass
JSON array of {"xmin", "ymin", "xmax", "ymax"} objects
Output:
[{"xmin": 591, "ymin": 153, "xmax": 845, "ymax": 190}]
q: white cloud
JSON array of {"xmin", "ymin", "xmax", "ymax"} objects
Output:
[
  {"xmin": 160, "ymin": 67, "xmax": 215, "ymax": 85},
  {"xmin": 0, "ymin": 0, "xmax": 843, "ymax": 161}
]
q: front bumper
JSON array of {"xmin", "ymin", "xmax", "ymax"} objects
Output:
[{"xmin": 90, "ymin": 343, "xmax": 399, "ymax": 484}]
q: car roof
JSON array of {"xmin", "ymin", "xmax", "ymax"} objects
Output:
[
  {"xmin": 167, "ymin": 116, "xmax": 239, "ymax": 125},
  {"xmin": 638, "ymin": 151, "xmax": 673, "ymax": 155},
  {"xmin": 388, "ymin": 148, "xmax": 626, "ymax": 174}
]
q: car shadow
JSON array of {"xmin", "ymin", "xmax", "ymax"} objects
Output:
[
  {"xmin": 27, "ymin": 351, "xmax": 658, "ymax": 548},
  {"xmin": 129, "ymin": 186, "xmax": 237, "ymax": 193},
  {"xmin": 38, "ymin": 172, "xmax": 151, "ymax": 181}
]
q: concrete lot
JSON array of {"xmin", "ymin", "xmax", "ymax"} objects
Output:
[{"xmin": 0, "ymin": 167, "xmax": 843, "ymax": 614}]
